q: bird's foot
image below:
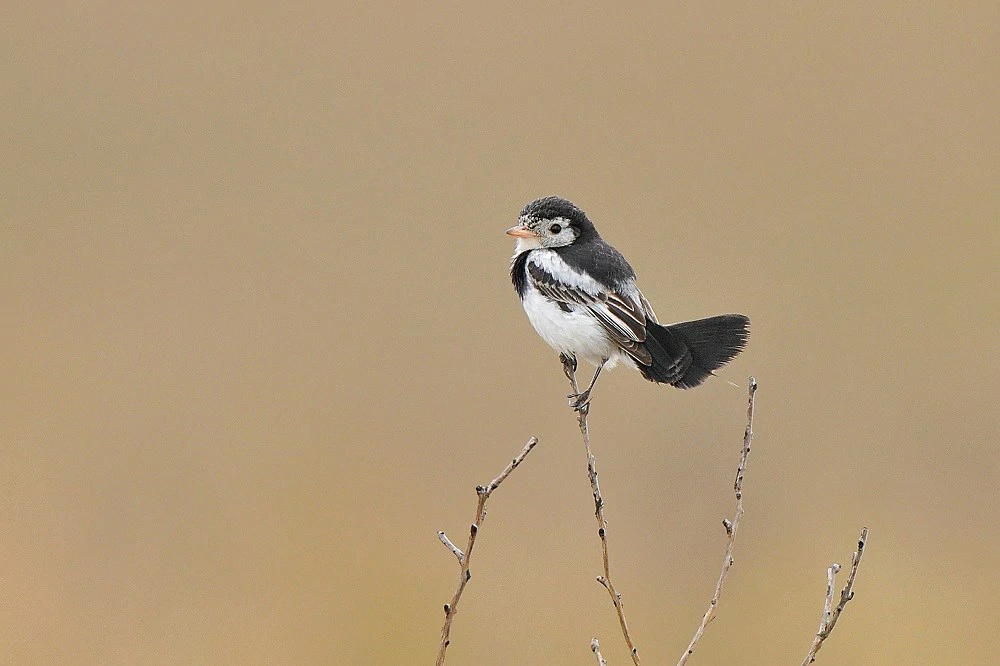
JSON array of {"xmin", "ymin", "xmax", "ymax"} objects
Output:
[
  {"xmin": 568, "ymin": 389, "xmax": 592, "ymax": 412},
  {"xmin": 560, "ymin": 353, "xmax": 578, "ymax": 382}
]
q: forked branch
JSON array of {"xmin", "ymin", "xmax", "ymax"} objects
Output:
[
  {"xmin": 801, "ymin": 527, "xmax": 869, "ymax": 664},
  {"xmin": 435, "ymin": 436, "xmax": 539, "ymax": 666}
]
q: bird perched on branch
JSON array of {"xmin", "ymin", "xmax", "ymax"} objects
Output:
[{"xmin": 508, "ymin": 196, "xmax": 749, "ymax": 410}]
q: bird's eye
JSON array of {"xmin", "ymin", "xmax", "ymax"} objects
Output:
[{"xmin": 549, "ymin": 223, "xmax": 562, "ymax": 234}]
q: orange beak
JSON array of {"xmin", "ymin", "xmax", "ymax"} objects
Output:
[{"xmin": 506, "ymin": 224, "xmax": 539, "ymax": 238}]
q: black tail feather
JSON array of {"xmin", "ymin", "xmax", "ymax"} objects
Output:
[{"xmin": 639, "ymin": 314, "xmax": 750, "ymax": 389}]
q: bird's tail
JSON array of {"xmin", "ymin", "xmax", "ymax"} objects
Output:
[{"xmin": 639, "ymin": 314, "xmax": 750, "ymax": 389}]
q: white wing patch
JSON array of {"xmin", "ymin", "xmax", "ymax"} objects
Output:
[{"xmin": 529, "ymin": 250, "xmax": 605, "ymax": 295}]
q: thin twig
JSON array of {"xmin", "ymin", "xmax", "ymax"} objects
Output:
[
  {"xmin": 562, "ymin": 354, "xmax": 641, "ymax": 666},
  {"xmin": 437, "ymin": 531, "xmax": 464, "ymax": 563},
  {"xmin": 435, "ymin": 437, "xmax": 539, "ymax": 666},
  {"xmin": 801, "ymin": 527, "xmax": 869, "ymax": 664},
  {"xmin": 677, "ymin": 376, "xmax": 757, "ymax": 665},
  {"xmin": 592, "ymin": 638, "xmax": 609, "ymax": 666}
]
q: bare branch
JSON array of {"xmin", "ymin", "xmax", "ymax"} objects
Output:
[
  {"xmin": 801, "ymin": 527, "xmax": 869, "ymax": 665},
  {"xmin": 592, "ymin": 638, "xmax": 609, "ymax": 666},
  {"xmin": 562, "ymin": 354, "xmax": 641, "ymax": 665},
  {"xmin": 437, "ymin": 531, "xmax": 464, "ymax": 563},
  {"xmin": 820, "ymin": 563, "xmax": 841, "ymax": 634},
  {"xmin": 677, "ymin": 376, "xmax": 757, "ymax": 665},
  {"xmin": 435, "ymin": 436, "xmax": 539, "ymax": 665}
]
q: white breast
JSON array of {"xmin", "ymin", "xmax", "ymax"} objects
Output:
[{"xmin": 520, "ymin": 279, "xmax": 630, "ymax": 370}]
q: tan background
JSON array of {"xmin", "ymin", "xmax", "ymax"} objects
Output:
[{"xmin": 3, "ymin": 2, "xmax": 998, "ymax": 664}]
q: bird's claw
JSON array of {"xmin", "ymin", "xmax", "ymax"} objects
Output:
[
  {"xmin": 568, "ymin": 389, "xmax": 592, "ymax": 412},
  {"xmin": 560, "ymin": 353, "xmax": 578, "ymax": 381}
]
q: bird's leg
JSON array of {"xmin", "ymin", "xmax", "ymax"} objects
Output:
[
  {"xmin": 560, "ymin": 352, "xmax": 578, "ymax": 384},
  {"xmin": 568, "ymin": 360, "xmax": 606, "ymax": 411}
]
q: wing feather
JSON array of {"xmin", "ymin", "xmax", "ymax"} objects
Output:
[{"xmin": 526, "ymin": 260, "xmax": 654, "ymax": 366}]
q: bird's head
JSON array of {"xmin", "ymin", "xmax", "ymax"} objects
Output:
[{"xmin": 506, "ymin": 196, "xmax": 597, "ymax": 250}]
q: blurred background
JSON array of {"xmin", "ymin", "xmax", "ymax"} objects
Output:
[{"xmin": 3, "ymin": 2, "xmax": 997, "ymax": 664}]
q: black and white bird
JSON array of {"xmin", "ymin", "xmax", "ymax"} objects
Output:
[{"xmin": 508, "ymin": 196, "xmax": 749, "ymax": 410}]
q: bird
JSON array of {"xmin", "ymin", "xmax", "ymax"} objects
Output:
[{"xmin": 507, "ymin": 195, "xmax": 749, "ymax": 410}]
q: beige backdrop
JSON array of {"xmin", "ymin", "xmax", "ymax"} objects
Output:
[{"xmin": 3, "ymin": 2, "xmax": 998, "ymax": 664}]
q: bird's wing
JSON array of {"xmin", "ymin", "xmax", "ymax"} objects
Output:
[{"xmin": 526, "ymin": 260, "xmax": 653, "ymax": 365}]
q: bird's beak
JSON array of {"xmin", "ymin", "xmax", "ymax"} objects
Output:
[{"xmin": 506, "ymin": 224, "xmax": 539, "ymax": 238}]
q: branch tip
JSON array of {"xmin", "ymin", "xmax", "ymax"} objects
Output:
[
  {"xmin": 592, "ymin": 638, "xmax": 608, "ymax": 666},
  {"xmin": 438, "ymin": 531, "xmax": 465, "ymax": 563}
]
